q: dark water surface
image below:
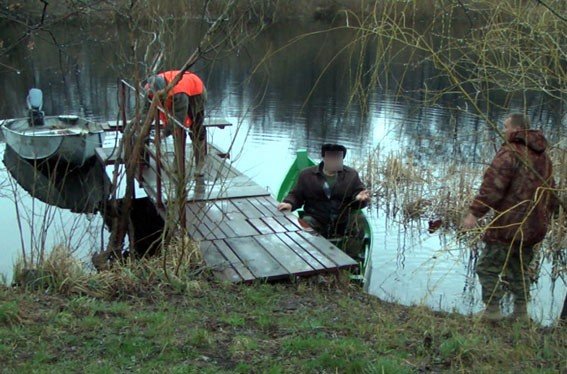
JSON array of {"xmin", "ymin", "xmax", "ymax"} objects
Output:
[{"xmin": 1, "ymin": 19, "xmax": 565, "ymax": 324}]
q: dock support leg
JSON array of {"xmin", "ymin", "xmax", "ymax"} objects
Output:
[{"xmin": 173, "ymin": 126, "xmax": 188, "ymax": 230}]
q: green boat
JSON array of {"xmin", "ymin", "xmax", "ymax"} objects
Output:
[{"xmin": 276, "ymin": 149, "xmax": 372, "ymax": 282}]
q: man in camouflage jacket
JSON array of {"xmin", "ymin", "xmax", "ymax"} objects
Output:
[{"xmin": 462, "ymin": 113, "xmax": 557, "ymax": 320}]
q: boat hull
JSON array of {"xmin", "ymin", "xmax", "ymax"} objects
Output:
[{"xmin": 1, "ymin": 116, "xmax": 105, "ymax": 167}]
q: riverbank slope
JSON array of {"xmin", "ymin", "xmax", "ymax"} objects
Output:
[{"xmin": 1, "ymin": 276, "xmax": 564, "ymax": 372}]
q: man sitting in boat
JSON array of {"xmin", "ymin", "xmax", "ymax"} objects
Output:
[
  {"xmin": 144, "ymin": 70, "xmax": 207, "ymax": 176},
  {"xmin": 277, "ymin": 144, "xmax": 370, "ymax": 257}
]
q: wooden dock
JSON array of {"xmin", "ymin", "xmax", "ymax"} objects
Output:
[{"xmin": 96, "ymin": 131, "xmax": 358, "ymax": 283}]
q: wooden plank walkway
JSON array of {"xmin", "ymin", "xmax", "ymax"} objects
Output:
[
  {"xmin": 185, "ymin": 196, "xmax": 357, "ymax": 282},
  {"xmin": 96, "ymin": 133, "xmax": 358, "ymax": 283}
]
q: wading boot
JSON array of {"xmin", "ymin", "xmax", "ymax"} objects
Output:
[{"xmin": 482, "ymin": 304, "xmax": 502, "ymax": 321}]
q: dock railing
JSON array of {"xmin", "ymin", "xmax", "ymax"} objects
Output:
[{"xmin": 117, "ymin": 79, "xmax": 189, "ymax": 230}]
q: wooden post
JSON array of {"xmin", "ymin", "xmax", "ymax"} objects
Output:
[{"xmin": 173, "ymin": 125, "xmax": 187, "ymax": 230}]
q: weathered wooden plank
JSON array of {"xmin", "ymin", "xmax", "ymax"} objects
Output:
[
  {"xmin": 284, "ymin": 232, "xmax": 336, "ymax": 269},
  {"xmin": 259, "ymin": 195, "xmax": 280, "ymax": 208},
  {"xmin": 253, "ymin": 234, "xmax": 316, "ymax": 275},
  {"xmin": 272, "ymin": 215, "xmax": 301, "ymax": 232},
  {"xmin": 203, "ymin": 203, "xmax": 241, "ymax": 238},
  {"xmin": 185, "ymin": 203, "xmax": 201, "ymax": 225},
  {"xmin": 190, "ymin": 218, "xmax": 216, "ymax": 241},
  {"xmin": 203, "ymin": 219, "xmax": 228, "ymax": 239},
  {"xmin": 228, "ymin": 219, "xmax": 260, "ymax": 237},
  {"xmin": 204, "ymin": 118, "xmax": 233, "ymax": 128},
  {"xmin": 210, "ymin": 201, "xmax": 259, "ymax": 236},
  {"xmin": 230, "ymin": 199, "xmax": 265, "ymax": 219},
  {"xmin": 282, "ymin": 214, "xmax": 303, "ymax": 230},
  {"xmin": 226, "ymin": 175, "xmax": 258, "ymax": 187},
  {"xmin": 187, "ymin": 189, "xmax": 211, "ymax": 202},
  {"xmin": 140, "ymin": 148, "xmax": 269, "ymax": 203},
  {"xmin": 200, "ymin": 175, "xmax": 259, "ymax": 191},
  {"xmin": 296, "ymin": 231, "xmax": 358, "ymax": 268},
  {"xmin": 203, "ymin": 201, "xmax": 228, "ymax": 222},
  {"xmin": 218, "ymin": 199, "xmax": 248, "ymax": 220},
  {"xmin": 187, "ymin": 203, "xmax": 216, "ymax": 238},
  {"xmin": 188, "ymin": 184, "xmax": 269, "ymax": 202},
  {"xmin": 225, "ymin": 236, "xmax": 288, "ymax": 279},
  {"xmin": 207, "ymin": 156, "xmax": 238, "ymax": 179},
  {"xmin": 185, "ymin": 205, "xmax": 208, "ymax": 241},
  {"xmin": 274, "ymin": 233, "xmax": 325, "ymax": 271},
  {"xmin": 247, "ymin": 197, "xmax": 274, "ymax": 217},
  {"xmin": 213, "ymin": 239, "xmax": 256, "ymax": 282},
  {"xmin": 217, "ymin": 221, "xmax": 239, "ymax": 238},
  {"xmin": 260, "ymin": 216, "xmax": 287, "ymax": 233},
  {"xmin": 200, "ymin": 241, "xmax": 243, "ymax": 282},
  {"xmin": 187, "ymin": 224, "xmax": 204, "ymax": 240},
  {"xmin": 257, "ymin": 196, "xmax": 285, "ymax": 216},
  {"xmin": 214, "ymin": 185, "xmax": 270, "ymax": 200},
  {"xmin": 187, "ymin": 203, "xmax": 226, "ymax": 240},
  {"xmin": 247, "ymin": 218, "xmax": 274, "ymax": 235},
  {"xmin": 207, "ymin": 168, "xmax": 238, "ymax": 182},
  {"xmin": 213, "ymin": 200, "xmax": 236, "ymax": 214},
  {"xmin": 187, "ymin": 202, "xmax": 212, "ymax": 220},
  {"xmin": 225, "ymin": 211, "xmax": 248, "ymax": 221}
]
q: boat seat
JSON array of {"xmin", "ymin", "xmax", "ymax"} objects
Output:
[{"xmin": 28, "ymin": 109, "xmax": 45, "ymax": 127}]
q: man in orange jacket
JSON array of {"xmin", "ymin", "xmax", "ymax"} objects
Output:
[{"xmin": 145, "ymin": 70, "xmax": 207, "ymax": 176}]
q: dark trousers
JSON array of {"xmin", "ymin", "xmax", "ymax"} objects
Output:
[
  {"xmin": 476, "ymin": 242, "xmax": 535, "ymax": 308},
  {"xmin": 170, "ymin": 93, "xmax": 207, "ymax": 173}
]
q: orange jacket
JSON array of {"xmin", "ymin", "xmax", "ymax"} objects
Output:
[
  {"xmin": 159, "ymin": 70, "xmax": 204, "ymax": 97},
  {"xmin": 154, "ymin": 70, "xmax": 205, "ymax": 127}
]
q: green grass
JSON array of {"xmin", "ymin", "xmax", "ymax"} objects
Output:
[{"xmin": 0, "ymin": 278, "xmax": 565, "ymax": 373}]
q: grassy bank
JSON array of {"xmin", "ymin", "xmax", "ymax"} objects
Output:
[{"xmin": 1, "ymin": 274, "xmax": 565, "ymax": 373}]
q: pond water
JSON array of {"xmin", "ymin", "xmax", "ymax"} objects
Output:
[{"xmin": 0, "ymin": 19, "xmax": 565, "ymax": 324}]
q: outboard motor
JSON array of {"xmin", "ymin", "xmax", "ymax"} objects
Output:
[{"xmin": 27, "ymin": 88, "xmax": 44, "ymax": 127}]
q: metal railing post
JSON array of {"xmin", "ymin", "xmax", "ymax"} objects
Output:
[
  {"xmin": 155, "ymin": 110, "xmax": 164, "ymax": 210},
  {"xmin": 119, "ymin": 80, "xmax": 127, "ymax": 133}
]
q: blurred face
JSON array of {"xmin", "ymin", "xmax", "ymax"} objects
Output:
[
  {"xmin": 503, "ymin": 117, "xmax": 513, "ymax": 135},
  {"xmin": 323, "ymin": 151, "xmax": 344, "ymax": 172}
]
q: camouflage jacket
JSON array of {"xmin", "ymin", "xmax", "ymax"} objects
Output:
[{"xmin": 469, "ymin": 129, "xmax": 557, "ymax": 246}]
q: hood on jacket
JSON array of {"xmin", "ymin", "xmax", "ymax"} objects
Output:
[{"xmin": 507, "ymin": 129, "xmax": 548, "ymax": 153}]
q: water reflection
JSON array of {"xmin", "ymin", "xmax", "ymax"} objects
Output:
[
  {"xmin": 3, "ymin": 145, "xmax": 110, "ymax": 213},
  {"xmin": 366, "ymin": 208, "xmax": 566, "ymax": 325},
  {"xmin": 0, "ymin": 143, "xmax": 108, "ymax": 281}
]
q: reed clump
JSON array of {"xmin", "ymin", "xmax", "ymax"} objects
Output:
[
  {"xmin": 12, "ymin": 237, "xmax": 205, "ymax": 299},
  {"xmin": 362, "ymin": 148, "xmax": 480, "ymax": 231},
  {"xmin": 362, "ymin": 145, "xmax": 567, "ymax": 248}
]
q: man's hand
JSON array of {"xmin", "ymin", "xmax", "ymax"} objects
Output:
[
  {"xmin": 277, "ymin": 202, "xmax": 292, "ymax": 212},
  {"xmin": 461, "ymin": 213, "xmax": 478, "ymax": 230},
  {"xmin": 355, "ymin": 190, "xmax": 371, "ymax": 202}
]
